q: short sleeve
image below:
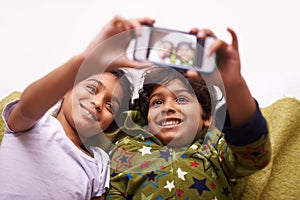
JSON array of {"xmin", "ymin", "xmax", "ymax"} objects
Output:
[{"xmin": 2, "ymin": 100, "xmax": 19, "ymax": 133}]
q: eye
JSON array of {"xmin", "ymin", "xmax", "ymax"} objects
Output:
[
  {"xmin": 105, "ymin": 102, "xmax": 114, "ymax": 113},
  {"xmin": 151, "ymin": 99, "xmax": 164, "ymax": 106},
  {"xmin": 87, "ymin": 85, "xmax": 97, "ymax": 94},
  {"xmin": 176, "ymin": 96, "xmax": 189, "ymax": 103}
]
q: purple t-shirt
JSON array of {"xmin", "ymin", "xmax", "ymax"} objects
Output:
[{"xmin": 0, "ymin": 100, "xmax": 110, "ymax": 200}]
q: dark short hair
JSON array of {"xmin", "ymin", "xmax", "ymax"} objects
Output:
[{"xmin": 138, "ymin": 67, "xmax": 216, "ymax": 125}]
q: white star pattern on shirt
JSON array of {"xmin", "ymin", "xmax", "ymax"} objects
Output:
[
  {"xmin": 190, "ymin": 144, "xmax": 198, "ymax": 150},
  {"xmin": 177, "ymin": 168, "xmax": 187, "ymax": 181},
  {"xmin": 164, "ymin": 180, "xmax": 175, "ymax": 192},
  {"xmin": 138, "ymin": 146, "xmax": 152, "ymax": 156},
  {"xmin": 123, "ymin": 138, "xmax": 130, "ymax": 144}
]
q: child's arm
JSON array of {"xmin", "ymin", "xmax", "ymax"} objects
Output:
[
  {"xmin": 7, "ymin": 16, "xmax": 155, "ymax": 132},
  {"xmin": 211, "ymin": 28, "xmax": 256, "ymax": 126},
  {"xmin": 188, "ymin": 28, "xmax": 271, "ymax": 177},
  {"xmin": 91, "ymin": 195, "xmax": 105, "ymax": 200},
  {"xmin": 190, "ymin": 28, "xmax": 257, "ymax": 126}
]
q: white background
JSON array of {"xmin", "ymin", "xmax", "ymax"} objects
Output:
[{"xmin": 1, "ymin": 0, "xmax": 299, "ymax": 107}]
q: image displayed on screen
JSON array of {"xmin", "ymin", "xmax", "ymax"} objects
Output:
[{"xmin": 148, "ymin": 31, "xmax": 197, "ymax": 67}]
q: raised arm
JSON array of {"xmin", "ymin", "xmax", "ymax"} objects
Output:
[
  {"xmin": 7, "ymin": 15, "xmax": 155, "ymax": 132},
  {"xmin": 190, "ymin": 28, "xmax": 257, "ymax": 126},
  {"xmin": 211, "ymin": 28, "xmax": 256, "ymax": 126},
  {"xmin": 189, "ymin": 28, "xmax": 271, "ymax": 178}
]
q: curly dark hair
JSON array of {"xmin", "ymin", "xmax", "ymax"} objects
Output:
[{"xmin": 138, "ymin": 67, "xmax": 216, "ymax": 125}]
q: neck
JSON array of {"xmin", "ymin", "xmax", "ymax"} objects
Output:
[{"xmin": 56, "ymin": 113, "xmax": 93, "ymax": 157}]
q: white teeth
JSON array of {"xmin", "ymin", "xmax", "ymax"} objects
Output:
[
  {"xmin": 82, "ymin": 107, "xmax": 97, "ymax": 121},
  {"xmin": 162, "ymin": 120, "xmax": 180, "ymax": 126},
  {"xmin": 83, "ymin": 108, "xmax": 91, "ymax": 116}
]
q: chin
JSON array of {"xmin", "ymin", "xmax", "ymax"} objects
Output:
[{"xmin": 159, "ymin": 136, "xmax": 192, "ymax": 147}]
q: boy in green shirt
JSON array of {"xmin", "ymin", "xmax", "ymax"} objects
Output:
[{"xmin": 107, "ymin": 28, "xmax": 271, "ymax": 199}]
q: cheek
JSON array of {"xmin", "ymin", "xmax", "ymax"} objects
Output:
[
  {"xmin": 147, "ymin": 108, "xmax": 156, "ymax": 123},
  {"xmin": 113, "ymin": 88, "xmax": 125, "ymax": 112},
  {"xmin": 147, "ymin": 110, "xmax": 156, "ymax": 131},
  {"xmin": 194, "ymin": 108, "xmax": 205, "ymax": 130},
  {"xmin": 147, "ymin": 113, "xmax": 152, "ymax": 125},
  {"xmin": 100, "ymin": 111, "xmax": 114, "ymax": 130},
  {"xmin": 72, "ymin": 83, "xmax": 87, "ymax": 96}
]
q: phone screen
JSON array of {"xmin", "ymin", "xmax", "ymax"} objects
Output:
[
  {"xmin": 148, "ymin": 29, "xmax": 197, "ymax": 68},
  {"xmin": 133, "ymin": 26, "xmax": 216, "ymax": 73}
]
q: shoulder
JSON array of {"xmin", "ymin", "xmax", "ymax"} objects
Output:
[
  {"xmin": 2, "ymin": 100, "xmax": 58, "ymax": 134},
  {"xmin": 90, "ymin": 146, "xmax": 110, "ymax": 163},
  {"xmin": 202, "ymin": 127, "xmax": 224, "ymax": 145}
]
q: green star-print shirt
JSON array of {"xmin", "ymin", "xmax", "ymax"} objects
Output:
[{"xmin": 106, "ymin": 112, "xmax": 271, "ymax": 200}]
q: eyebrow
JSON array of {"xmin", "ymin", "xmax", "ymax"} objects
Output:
[
  {"xmin": 149, "ymin": 93, "xmax": 163, "ymax": 100},
  {"xmin": 87, "ymin": 78, "xmax": 121, "ymax": 106},
  {"xmin": 87, "ymin": 78, "xmax": 104, "ymax": 88},
  {"xmin": 150, "ymin": 89, "xmax": 193, "ymax": 99}
]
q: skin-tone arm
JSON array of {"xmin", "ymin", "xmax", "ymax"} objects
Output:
[
  {"xmin": 7, "ymin": 15, "xmax": 155, "ymax": 132},
  {"xmin": 91, "ymin": 195, "xmax": 105, "ymax": 200},
  {"xmin": 188, "ymin": 28, "xmax": 257, "ymax": 126}
]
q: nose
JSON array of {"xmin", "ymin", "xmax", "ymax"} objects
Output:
[
  {"xmin": 92, "ymin": 95, "xmax": 104, "ymax": 112},
  {"xmin": 162, "ymin": 99, "xmax": 176, "ymax": 113}
]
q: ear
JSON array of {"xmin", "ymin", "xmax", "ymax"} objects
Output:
[{"xmin": 203, "ymin": 116, "xmax": 213, "ymax": 127}]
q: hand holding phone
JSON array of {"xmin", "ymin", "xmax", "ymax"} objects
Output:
[{"xmin": 132, "ymin": 25, "xmax": 217, "ymax": 74}]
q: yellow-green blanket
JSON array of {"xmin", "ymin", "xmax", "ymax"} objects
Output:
[
  {"xmin": 232, "ymin": 97, "xmax": 300, "ymax": 199},
  {"xmin": 0, "ymin": 91, "xmax": 21, "ymax": 140},
  {"xmin": 1, "ymin": 92, "xmax": 299, "ymax": 199}
]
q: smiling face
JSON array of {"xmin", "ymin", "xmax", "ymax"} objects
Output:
[
  {"xmin": 176, "ymin": 43, "xmax": 194, "ymax": 62},
  {"xmin": 157, "ymin": 41, "xmax": 173, "ymax": 59},
  {"xmin": 58, "ymin": 72, "xmax": 124, "ymax": 141},
  {"xmin": 147, "ymin": 79, "xmax": 211, "ymax": 146}
]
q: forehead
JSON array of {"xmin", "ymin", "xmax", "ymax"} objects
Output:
[
  {"xmin": 85, "ymin": 72, "xmax": 123, "ymax": 95},
  {"xmin": 161, "ymin": 42, "xmax": 172, "ymax": 48},
  {"xmin": 85, "ymin": 72, "xmax": 118, "ymax": 85},
  {"xmin": 87, "ymin": 72, "xmax": 116, "ymax": 82},
  {"xmin": 152, "ymin": 79, "xmax": 191, "ymax": 94},
  {"xmin": 178, "ymin": 44, "xmax": 192, "ymax": 50}
]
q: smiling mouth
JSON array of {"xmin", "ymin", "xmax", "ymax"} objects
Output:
[
  {"xmin": 80, "ymin": 104, "xmax": 98, "ymax": 121},
  {"xmin": 159, "ymin": 119, "xmax": 183, "ymax": 127}
]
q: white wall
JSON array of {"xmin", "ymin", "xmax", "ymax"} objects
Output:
[{"xmin": 1, "ymin": 0, "xmax": 299, "ymax": 107}]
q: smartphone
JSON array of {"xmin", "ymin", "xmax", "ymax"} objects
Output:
[{"xmin": 132, "ymin": 25, "xmax": 217, "ymax": 73}]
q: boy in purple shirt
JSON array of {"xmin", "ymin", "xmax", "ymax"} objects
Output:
[{"xmin": 0, "ymin": 16, "xmax": 155, "ymax": 200}]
